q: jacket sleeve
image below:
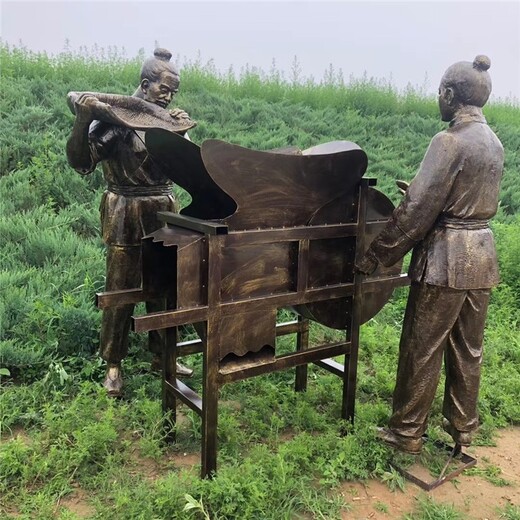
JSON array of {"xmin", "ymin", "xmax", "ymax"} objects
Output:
[
  {"xmin": 81, "ymin": 121, "xmax": 119, "ymax": 173},
  {"xmin": 366, "ymin": 131, "xmax": 464, "ymax": 267}
]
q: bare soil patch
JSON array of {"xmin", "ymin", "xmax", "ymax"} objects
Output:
[
  {"xmin": 58, "ymin": 487, "xmax": 96, "ymax": 518},
  {"xmin": 341, "ymin": 427, "xmax": 520, "ymax": 520}
]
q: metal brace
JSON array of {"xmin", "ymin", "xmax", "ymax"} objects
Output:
[{"xmin": 390, "ymin": 437, "xmax": 477, "ymax": 491}]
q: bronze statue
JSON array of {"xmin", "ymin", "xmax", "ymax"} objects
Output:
[
  {"xmin": 66, "ymin": 48, "xmax": 196, "ymax": 396},
  {"xmin": 96, "ymin": 134, "xmax": 410, "ymax": 477},
  {"xmin": 356, "ymin": 55, "xmax": 504, "ymax": 453}
]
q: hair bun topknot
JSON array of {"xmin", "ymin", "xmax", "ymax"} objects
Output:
[
  {"xmin": 154, "ymin": 48, "xmax": 173, "ymax": 62},
  {"xmin": 473, "ymin": 55, "xmax": 491, "ymax": 71}
]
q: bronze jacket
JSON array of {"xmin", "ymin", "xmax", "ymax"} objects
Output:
[
  {"xmin": 88, "ymin": 122, "xmax": 175, "ymax": 247},
  {"xmin": 367, "ymin": 106, "xmax": 504, "ymax": 289}
]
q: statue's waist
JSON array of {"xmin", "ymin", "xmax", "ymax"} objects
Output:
[
  {"xmin": 107, "ymin": 184, "xmax": 172, "ymax": 197},
  {"xmin": 437, "ymin": 216, "xmax": 490, "ymax": 230}
]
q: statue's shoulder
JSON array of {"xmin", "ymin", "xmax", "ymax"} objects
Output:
[{"xmin": 429, "ymin": 129, "xmax": 458, "ymax": 152}]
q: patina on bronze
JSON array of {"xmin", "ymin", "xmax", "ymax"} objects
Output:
[
  {"xmin": 356, "ymin": 55, "xmax": 504, "ymax": 453},
  {"xmin": 96, "ymin": 133, "xmax": 410, "ymax": 477},
  {"xmin": 66, "ymin": 48, "xmax": 196, "ymax": 396}
]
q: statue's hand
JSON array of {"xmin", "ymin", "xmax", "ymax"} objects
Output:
[
  {"xmin": 169, "ymin": 108, "xmax": 191, "ymax": 121},
  {"xmin": 355, "ymin": 252, "xmax": 379, "ymax": 275},
  {"xmin": 74, "ymin": 94, "xmax": 104, "ymax": 123},
  {"xmin": 396, "ymin": 180, "xmax": 410, "ymax": 196}
]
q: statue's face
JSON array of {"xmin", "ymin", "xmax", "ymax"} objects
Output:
[
  {"xmin": 142, "ymin": 70, "xmax": 180, "ymax": 109},
  {"xmin": 438, "ymin": 84, "xmax": 456, "ymax": 122}
]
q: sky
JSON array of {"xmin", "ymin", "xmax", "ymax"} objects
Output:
[{"xmin": 2, "ymin": 0, "xmax": 519, "ymax": 101}]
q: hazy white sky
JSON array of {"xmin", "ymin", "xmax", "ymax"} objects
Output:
[{"xmin": 2, "ymin": 0, "xmax": 519, "ymax": 101}]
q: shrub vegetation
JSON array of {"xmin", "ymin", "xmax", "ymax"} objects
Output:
[{"xmin": 1, "ymin": 44, "xmax": 519, "ymax": 519}]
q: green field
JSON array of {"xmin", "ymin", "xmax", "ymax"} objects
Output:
[{"xmin": 1, "ymin": 45, "xmax": 519, "ymax": 519}]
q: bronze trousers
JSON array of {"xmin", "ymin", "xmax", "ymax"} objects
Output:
[
  {"xmin": 389, "ymin": 282, "xmax": 490, "ymax": 439},
  {"xmin": 100, "ymin": 245, "xmax": 163, "ymax": 364}
]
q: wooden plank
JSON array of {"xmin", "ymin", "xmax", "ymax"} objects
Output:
[
  {"xmin": 162, "ymin": 327, "xmax": 178, "ymax": 442},
  {"xmin": 201, "ymin": 236, "xmax": 223, "ymax": 478},
  {"xmin": 314, "ymin": 358, "xmax": 345, "ymax": 377},
  {"xmin": 177, "ymin": 338, "xmax": 204, "ymax": 355},
  {"xmin": 132, "ymin": 274, "xmax": 409, "ymax": 332},
  {"xmin": 295, "ymin": 317, "xmax": 310, "ymax": 392},
  {"xmin": 361, "ymin": 273, "xmax": 410, "ymax": 292},
  {"xmin": 223, "ymin": 221, "xmax": 386, "ymax": 246},
  {"xmin": 132, "ymin": 306, "xmax": 209, "ymax": 332},
  {"xmin": 275, "ymin": 320, "xmax": 301, "ymax": 336},
  {"xmin": 157, "ymin": 211, "xmax": 228, "ymax": 235},
  {"xmin": 220, "ymin": 242, "xmax": 296, "ymax": 300},
  {"xmin": 96, "ymin": 288, "xmax": 144, "ymax": 309},
  {"xmin": 224, "ymin": 223, "xmax": 357, "ymax": 245},
  {"xmin": 297, "ymin": 239, "xmax": 310, "ymax": 293},
  {"xmin": 164, "ymin": 379, "xmax": 203, "ymax": 415},
  {"xmin": 97, "ymin": 278, "xmax": 410, "ymax": 314},
  {"xmin": 343, "ymin": 178, "xmax": 369, "ymax": 422},
  {"xmin": 220, "ymin": 284, "xmax": 355, "ymax": 315},
  {"xmin": 219, "ymin": 341, "xmax": 350, "ymax": 384}
]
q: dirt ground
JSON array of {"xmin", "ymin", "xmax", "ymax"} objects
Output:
[
  {"xmin": 7, "ymin": 427, "xmax": 520, "ymax": 519},
  {"xmin": 341, "ymin": 427, "xmax": 520, "ymax": 520}
]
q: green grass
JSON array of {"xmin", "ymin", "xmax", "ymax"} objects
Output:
[
  {"xmin": 1, "ymin": 44, "xmax": 519, "ymax": 519},
  {"xmin": 404, "ymin": 496, "xmax": 464, "ymax": 520},
  {"xmin": 499, "ymin": 503, "xmax": 520, "ymax": 520}
]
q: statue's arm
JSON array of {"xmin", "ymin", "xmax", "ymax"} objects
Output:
[
  {"xmin": 66, "ymin": 95, "xmax": 103, "ymax": 174},
  {"xmin": 357, "ymin": 132, "xmax": 462, "ymax": 273}
]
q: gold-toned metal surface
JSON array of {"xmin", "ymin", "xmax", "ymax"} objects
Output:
[
  {"xmin": 66, "ymin": 48, "xmax": 193, "ymax": 387},
  {"xmin": 95, "ymin": 136, "xmax": 409, "ymax": 477},
  {"xmin": 357, "ymin": 55, "xmax": 504, "ymax": 452}
]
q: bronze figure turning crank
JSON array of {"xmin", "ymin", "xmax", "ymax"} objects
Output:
[{"xmin": 357, "ymin": 55, "xmax": 504, "ymax": 458}]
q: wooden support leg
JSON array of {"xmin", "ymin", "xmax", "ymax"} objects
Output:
[
  {"xmin": 342, "ymin": 327, "xmax": 358, "ymax": 422},
  {"xmin": 295, "ymin": 317, "xmax": 309, "ymax": 392},
  {"xmin": 201, "ymin": 319, "xmax": 219, "ymax": 478},
  {"xmin": 163, "ymin": 326, "xmax": 178, "ymax": 442},
  {"xmin": 342, "ymin": 179, "xmax": 369, "ymax": 423}
]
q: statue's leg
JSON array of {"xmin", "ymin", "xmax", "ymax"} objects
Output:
[
  {"xmin": 147, "ymin": 304, "xmax": 194, "ymax": 377},
  {"xmin": 100, "ymin": 245, "xmax": 141, "ymax": 395},
  {"xmin": 442, "ymin": 288, "xmax": 490, "ymax": 442},
  {"xmin": 389, "ymin": 283, "xmax": 465, "ymax": 439}
]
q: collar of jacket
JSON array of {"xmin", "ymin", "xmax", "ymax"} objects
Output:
[{"xmin": 449, "ymin": 106, "xmax": 487, "ymax": 128}]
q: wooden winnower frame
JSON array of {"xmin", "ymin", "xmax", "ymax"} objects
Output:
[{"xmin": 97, "ymin": 178, "xmax": 409, "ymax": 478}]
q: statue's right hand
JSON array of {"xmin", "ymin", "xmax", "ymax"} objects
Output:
[
  {"xmin": 354, "ymin": 255, "xmax": 378, "ymax": 276},
  {"xmin": 74, "ymin": 94, "xmax": 101, "ymax": 123}
]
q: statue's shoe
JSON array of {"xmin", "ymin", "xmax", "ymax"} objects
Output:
[
  {"xmin": 376, "ymin": 427, "xmax": 423, "ymax": 454},
  {"xmin": 103, "ymin": 365, "xmax": 123, "ymax": 397},
  {"xmin": 176, "ymin": 361, "xmax": 194, "ymax": 378},
  {"xmin": 442, "ymin": 418, "xmax": 473, "ymax": 447},
  {"xmin": 151, "ymin": 355, "xmax": 194, "ymax": 378}
]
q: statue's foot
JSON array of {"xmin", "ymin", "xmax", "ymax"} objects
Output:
[
  {"xmin": 151, "ymin": 355, "xmax": 194, "ymax": 378},
  {"xmin": 376, "ymin": 427, "xmax": 422, "ymax": 454},
  {"xmin": 103, "ymin": 364, "xmax": 123, "ymax": 397},
  {"xmin": 175, "ymin": 361, "xmax": 193, "ymax": 378},
  {"xmin": 442, "ymin": 418, "xmax": 472, "ymax": 447}
]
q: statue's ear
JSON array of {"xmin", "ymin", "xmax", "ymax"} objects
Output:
[
  {"xmin": 444, "ymin": 86, "xmax": 455, "ymax": 106},
  {"xmin": 140, "ymin": 78, "xmax": 150, "ymax": 93}
]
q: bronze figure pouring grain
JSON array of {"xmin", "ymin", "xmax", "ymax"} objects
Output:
[{"xmin": 66, "ymin": 48, "xmax": 195, "ymax": 396}]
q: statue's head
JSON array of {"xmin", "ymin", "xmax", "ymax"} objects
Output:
[
  {"xmin": 438, "ymin": 55, "xmax": 492, "ymax": 122},
  {"xmin": 139, "ymin": 48, "xmax": 180, "ymax": 108}
]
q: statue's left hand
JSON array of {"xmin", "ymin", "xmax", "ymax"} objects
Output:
[{"xmin": 169, "ymin": 108, "xmax": 191, "ymax": 121}]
